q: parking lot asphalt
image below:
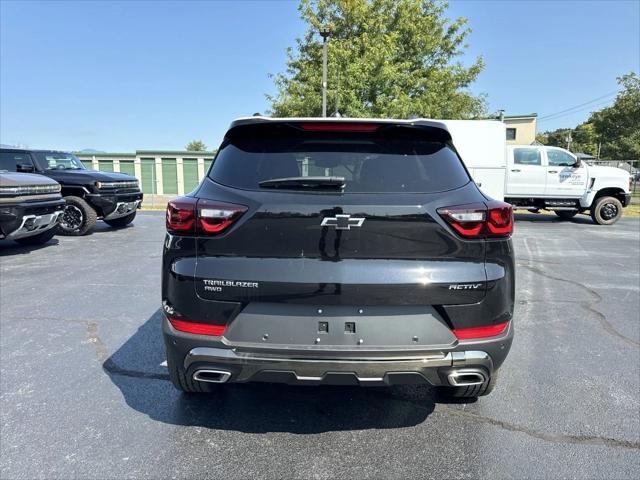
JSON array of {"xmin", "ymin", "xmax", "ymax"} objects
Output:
[{"xmin": 1, "ymin": 211, "xmax": 639, "ymax": 479}]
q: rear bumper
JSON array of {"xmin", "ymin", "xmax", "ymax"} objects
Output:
[{"xmin": 163, "ymin": 315, "xmax": 513, "ymax": 386}]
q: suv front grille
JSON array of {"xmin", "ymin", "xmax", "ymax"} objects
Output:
[
  {"xmin": 96, "ymin": 181, "xmax": 139, "ymax": 191},
  {"xmin": 0, "ymin": 184, "xmax": 61, "ymax": 196}
]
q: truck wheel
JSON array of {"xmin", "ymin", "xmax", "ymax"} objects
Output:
[
  {"xmin": 14, "ymin": 228, "xmax": 56, "ymax": 246},
  {"xmin": 555, "ymin": 210, "xmax": 578, "ymax": 219},
  {"xmin": 58, "ymin": 196, "xmax": 97, "ymax": 236},
  {"xmin": 104, "ymin": 211, "xmax": 136, "ymax": 228},
  {"xmin": 167, "ymin": 355, "xmax": 219, "ymax": 393},
  {"xmin": 590, "ymin": 196, "xmax": 623, "ymax": 225},
  {"xmin": 437, "ymin": 372, "xmax": 497, "ymax": 399}
]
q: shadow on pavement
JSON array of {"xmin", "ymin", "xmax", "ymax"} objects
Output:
[
  {"xmin": 103, "ymin": 310, "xmax": 443, "ymax": 433},
  {"xmin": 0, "ymin": 237, "xmax": 60, "ymax": 255},
  {"xmin": 89, "ymin": 221, "xmax": 136, "ymax": 235},
  {"xmin": 514, "ymin": 212, "xmax": 594, "ymax": 224}
]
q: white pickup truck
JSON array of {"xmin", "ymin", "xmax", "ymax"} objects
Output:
[{"xmin": 442, "ymin": 120, "xmax": 632, "ymax": 225}]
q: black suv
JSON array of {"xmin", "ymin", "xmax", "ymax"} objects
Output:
[
  {"xmin": 0, "ymin": 149, "xmax": 143, "ymax": 235},
  {"xmin": 162, "ymin": 118, "xmax": 515, "ymax": 398}
]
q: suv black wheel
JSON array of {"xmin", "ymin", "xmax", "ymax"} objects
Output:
[
  {"xmin": 104, "ymin": 211, "xmax": 137, "ymax": 228},
  {"xmin": 167, "ymin": 355, "xmax": 219, "ymax": 393},
  {"xmin": 555, "ymin": 210, "xmax": 578, "ymax": 219},
  {"xmin": 58, "ymin": 196, "xmax": 97, "ymax": 236},
  {"xmin": 14, "ymin": 228, "xmax": 57, "ymax": 246},
  {"xmin": 591, "ymin": 196, "xmax": 623, "ymax": 225}
]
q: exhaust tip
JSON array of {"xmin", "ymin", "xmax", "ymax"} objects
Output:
[
  {"xmin": 447, "ymin": 370, "xmax": 486, "ymax": 387},
  {"xmin": 193, "ymin": 369, "xmax": 231, "ymax": 384}
]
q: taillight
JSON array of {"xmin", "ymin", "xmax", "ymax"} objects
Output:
[
  {"xmin": 437, "ymin": 201, "xmax": 513, "ymax": 239},
  {"xmin": 166, "ymin": 197, "xmax": 247, "ymax": 235},
  {"xmin": 485, "ymin": 201, "xmax": 513, "ymax": 236},
  {"xmin": 166, "ymin": 197, "xmax": 196, "ymax": 233},
  {"xmin": 452, "ymin": 321, "xmax": 509, "ymax": 340},
  {"xmin": 198, "ymin": 200, "xmax": 248, "ymax": 234},
  {"xmin": 168, "ymin": 317, "xmax": 226, "ymax": 336}
]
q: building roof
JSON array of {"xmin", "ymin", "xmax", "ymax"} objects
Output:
[{"xmin": 503, "ymin": 113, "xmax": 538, "ymax": 120}]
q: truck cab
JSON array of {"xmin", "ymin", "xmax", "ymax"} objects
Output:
[{"xmin": 504, "ymin": 145, "xmax": 631, "ymax": 224}]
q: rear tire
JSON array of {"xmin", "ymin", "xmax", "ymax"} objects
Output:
[
  {"xmin": 104, "ymin": 211, "xmax": 136, "ymax": 228},
  {"xmin": 14, "ymin": 228, "xmax": 56, "ymax": 246},
  {"xmin": 58, "ymin": 196, "xmax": 97, "ymax": 236},
  {"xmin": 590, "ymin": 196, "xmax": 623, "ymax": 225},
  {"xmin": 437, "ymin": 372, "xmax": 497, "ymax": 399},
  {"xmin": 555, "ymin": 210, "xmax": 578, "ymax": 219},
  {"xmin": 167, "ymin": 354, "xmax": 218, "ymax": 393}
]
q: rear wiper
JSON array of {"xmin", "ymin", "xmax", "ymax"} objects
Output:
[{"xmin": 258, "ymin": 176, "xmax": 346, "ymax": 190}]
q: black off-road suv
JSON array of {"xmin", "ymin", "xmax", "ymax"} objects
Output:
[
  {"xmin": 162, "ymin": 118, "xmax": 515, "ymax": 398},
  {"xmin": 0, "ymin": 148, "xmax": 143, "ymax": 235}
]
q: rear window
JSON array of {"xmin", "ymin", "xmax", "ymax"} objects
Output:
[
  {"xmin": 513, "ymin": 148, "xmax": 541, "ymax": 166},
  {"xmin": 209, "ymin": 125, "xmax": 471, "ymax": 193}
]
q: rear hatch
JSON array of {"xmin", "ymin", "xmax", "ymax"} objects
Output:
[{"xmin": 192, "ymin": 120, "xmax": 487, "ymax": 307}]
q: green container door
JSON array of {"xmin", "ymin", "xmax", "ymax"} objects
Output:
[
  {"xmin": 204, "ymin": 158, "xmax": 214, "ymax": 173},
  {"xmin": 140, "ymin": 158, "xmax": 156, "ymax": 194},
  {"xmin": 81, "ymin": 160, "xmax": 93, "ymax": 169},
  {"xmin": 119, "ymin": 160, "xmax": 135, "ymax": 177},
  {"xmin": 98, "ymin": 159, "xmax": 114, "ymax": 172},
  {"xmin": 162, "ymin": 158, "xmax": 178, "ymax": 195},
  {"xmin": 183, "ymin": 158, "xmax": 199, "ymax": 193}
]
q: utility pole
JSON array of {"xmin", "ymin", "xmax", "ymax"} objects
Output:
[{"xmin": 319, "ymin": 26, "xmax": 331, "ymax": 118}]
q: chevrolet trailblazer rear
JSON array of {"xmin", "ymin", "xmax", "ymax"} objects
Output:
[{"xmin": 161, "ymin": 118, "xmax": 515, "ymax": 398}]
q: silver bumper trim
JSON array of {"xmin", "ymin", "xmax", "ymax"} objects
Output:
[
  {"xmin": 104, "ymin": 200, "xmax": 141, "ymax": 220},
  {"xmin": 184, "ymin": 347, "xmax": 492, "ymax": 385},
  {"xmin": 6, "ymin": 210, "xmax": 63, "ymax": 240}
]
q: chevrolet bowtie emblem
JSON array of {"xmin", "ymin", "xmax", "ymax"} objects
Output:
[{"xmin": 321, "ymin": 214, "xmax": 365, "ymax": 230}]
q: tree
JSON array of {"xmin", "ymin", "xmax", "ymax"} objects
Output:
[
  {"xmin": 537, "ymin": 123, "xmax": 598, "ymax": 155},
  {"xmin": 589, "ymin": 72, "xmax": 640, "ymax": 160},
  {"xmin": 537, "ymin": 128, "xmax": 572, "ymax": 149},
  {"xmin": 186, "ymin": 140, "xmax": 207, "ymax": 151},
  {"xmin": 571, "ymin": 122, "xmax": 598, "ymax": 156},
  {"xmin": 268, "ymin": 0, "xmax": 486, "ymax": 119}
]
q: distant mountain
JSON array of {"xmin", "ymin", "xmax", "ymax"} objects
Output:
[{"xmin": 79, "ymin": 149, "xmax": 105, "ymax": 154}]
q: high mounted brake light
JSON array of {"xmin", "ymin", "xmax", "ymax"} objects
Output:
[
  {"xmin": 297, "ymin": 122, "xmax": 380, "ymax": 132},
  {"xmin": 166, "ymin": 197, "xmax": 247, "ymax": 235},
  {"xmin": 437, "ymin": 201, "xmax": 513, "ymax": 239}
]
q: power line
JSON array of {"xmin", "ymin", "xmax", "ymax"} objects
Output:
[
  {"xmin": 537, "ymin": 99, "xmax": 614, "ymax": 124},
  {"xmin": 538, "ymin": 90, "xmax": 619, "ymax": 121}
]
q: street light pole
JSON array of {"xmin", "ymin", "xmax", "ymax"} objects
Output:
[{"xmin": 320, "ymin": 26, "xmax": 331, "ymax": 118}]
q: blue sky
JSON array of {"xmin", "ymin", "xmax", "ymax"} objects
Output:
[{"xmin": 1, "ymin": 0, "xmax": 638, "ymax": 151}]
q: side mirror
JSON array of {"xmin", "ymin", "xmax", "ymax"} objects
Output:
[
  {"xmin": 573, "ymin": 158, "xmax": 582, "ymax": 168},
  {"xmin": 17, "ymin": 163, "xmax": 35, "ymax": 173}
]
